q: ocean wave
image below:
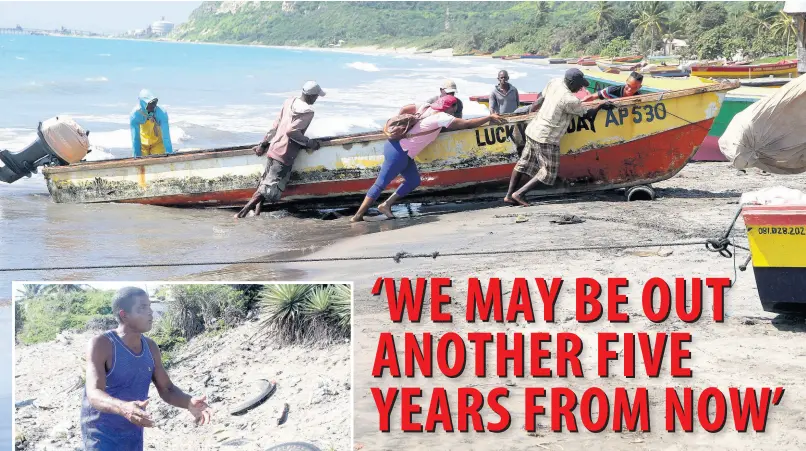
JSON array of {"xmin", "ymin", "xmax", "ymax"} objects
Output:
[
  {"xmin": 347, "ymin": 62, "xmax": 381, "ymax": 72},
  {"xmin": 98, "ymin": 53, "xmax": 111, "ymax": 57},
  {"xmin": 15, "ymin": 56, "xmax": 24, "ymax": 60},
  {"xmin": 85, "ymin": 77, "xmax": 109, "ymax": 82}
]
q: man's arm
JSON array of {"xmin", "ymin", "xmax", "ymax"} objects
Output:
[
  {"xmin": 148, "ymin": 339, "xmax": 212, "ymax": 425},
  {"xmin": 286, "ymin": 112, "xmax": 316, "ymax": 149},
  {"xmin": 157, "ymin": 110, "xmax": 173, "ymax": 154},
  {"xmin": 489, "ymin": 91, "xmax": 499, "ymax": 114},
  {"xmin": 148, "ymin": 338, "xmax": 192, "ymax": 409},
  {"xmin": 130, "ymin": 114, "xmax": 142, "ymax": 157},
  {"xmin": 85, "ymin": 336, "xmax": 154, "ymax": 427}
]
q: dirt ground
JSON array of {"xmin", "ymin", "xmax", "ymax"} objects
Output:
[
  {"xmin": 14, "ymin": 317, "xmax": 351, "ymax": 451},
  {"xmin": 285, "ymin": 162, "xmax": 806, "ymax": 451}
]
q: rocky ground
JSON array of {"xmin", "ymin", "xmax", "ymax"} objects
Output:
[{"xmin": 14, "ymin": 315, "xmax": 351, "ymax": 451}]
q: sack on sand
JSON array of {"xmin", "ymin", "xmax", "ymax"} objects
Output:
[{"xmin": 718, "ymin": 74, "xmax": 806, "ymax": 174}]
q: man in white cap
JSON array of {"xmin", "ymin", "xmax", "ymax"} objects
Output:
[
  {"xmin": 425, "ymin": 79, "xmax": 463, "ymax": 118},
  {"xmin": 236, "ymin": 80, "xmax": 325, "ymax": 218}
]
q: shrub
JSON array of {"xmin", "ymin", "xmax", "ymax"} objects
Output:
[
  {"xmin": 259, "ymin": 284, "xmax": 351, "ymax": 346},
  {"xmin": 160, "ymin": 285, "xmax": 248, "ymax": 340}
]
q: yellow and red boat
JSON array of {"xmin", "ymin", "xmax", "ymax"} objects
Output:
[
  {"xmin": 742, "ymin": 204, "xmax": 806, "ymax": 314},
  {"xmin": 42, "ymin": 82, "xmax": 737, "ymax": 207},
  {"xmin": 691, "ymin": 60, "xmax": 798, "ymax": 79},
  {"xmin": 613, "ymin": 55, "xmax": 643, "ymax": 63}
]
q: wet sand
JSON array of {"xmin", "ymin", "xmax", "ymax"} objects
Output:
[{"xmin": 259, "ymin": 162, "xmax": 806, "ymax": 451}]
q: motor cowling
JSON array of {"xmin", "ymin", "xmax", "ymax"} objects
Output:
[{"xmin": 0, "ymin": 116, "xmax": 90, "ymax": 183}]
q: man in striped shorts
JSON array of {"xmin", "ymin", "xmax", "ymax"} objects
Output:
[{"xmin": 504, "ymin": 68, "xmax": 615, "ymax": 206}]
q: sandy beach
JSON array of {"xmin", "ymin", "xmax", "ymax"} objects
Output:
[{"xmin": 257, "ymin": 161, "xmax": 806, "ymax": 451}]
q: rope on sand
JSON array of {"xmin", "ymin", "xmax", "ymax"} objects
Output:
[{"xmin": 0, "ymin": 238, "xmax": 745, "ymax": 272}]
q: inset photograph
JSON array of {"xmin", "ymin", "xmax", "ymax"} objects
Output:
[{"xmin": 13, "ymin": 282, "xmax": 352, "ymax": 451}]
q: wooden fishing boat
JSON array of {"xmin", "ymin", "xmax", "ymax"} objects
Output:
[
  {"xmin": 613, "ymin": 55, "xmax": 643, "ymax": 63},
  {"xmin": 548, "ymin": 58, "xmax": 567, "ymax": 64},
  {"xmin": 739, "ymin": 77, "xmax": 793, "ymax": 88},
  {"xmin": 583, "ymin": 71, "xmax": 776, "ymax": 162},
  {"xmin": 520, "ymin": 54, "xmax": 548, "ymax": 59},
  {"xmin": 42, "ymin": 83, "xmax": 737, "ymax": 207},
  {"xmin": 690, "ymin": 60, "xmax": 798, "ymax": 79},
  {"xmin": 501, "ymin": 55, "xmax": 522, "ymax": 60},
  {"xmin": 469, "ymin": 89, "xmax": 589, "ymax": 108},
  {"xmin": 596, "ymin": 60, "xmax": 641, "ymax": 73},
  {"xmin": 742, "ymin": 204, "xmax": 806, "ymax": 314},
  {"xmin": 577, "ymin": 59, "xmax": 597, "ymax": 66}
]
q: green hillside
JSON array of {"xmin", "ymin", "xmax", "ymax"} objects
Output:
[{"xmin": 171, "ymin": 1, "xmax": 796, "ymax": 59}]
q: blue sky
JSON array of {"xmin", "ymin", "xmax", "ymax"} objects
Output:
[{"xmin": 0, "ymin": 1, "xmax": 202, "ymax": 34}]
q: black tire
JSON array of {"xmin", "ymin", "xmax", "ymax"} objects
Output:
[{"xmin": 230, "ymin": 380, "xmax": 277, "ymax": 416}]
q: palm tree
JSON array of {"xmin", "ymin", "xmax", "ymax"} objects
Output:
[
  {"xmin": 631, "ymin": 1, "xmax": 670, "ymax": 56},
  {"xmin": 770, "ymin": 11, "xmax": 798, "ymax": 55},
  {"xmin": 590, "ymin": 1, "xmax": 615, "ymax": 28},
  {"xmin": 18, "ymin": 284, "xmax": 47, "ymax": 299},
  {"xmin": 744, "ymin": 2, "xmax": 778, "ymax": 35}
]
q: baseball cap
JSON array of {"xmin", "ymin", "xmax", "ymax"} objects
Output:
[
  {"xmin": 441, "ymin": 79, "xmax": 458, "ymax": 94},
  {"xmin": 564, "ymin": 68, "xmax": 590, "ymax": 88},
  {"xmin": 302, "ymin": 81, "xmax": 326, "ymax": 97}
]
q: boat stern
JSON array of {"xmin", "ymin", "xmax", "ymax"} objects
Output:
[{"xmin": 743, "ymin": 205, "xmax": 806, "ymax": 315}]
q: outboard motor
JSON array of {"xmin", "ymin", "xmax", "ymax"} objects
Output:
[{"xmin": 0, "ymin": 116, "xmax": 90, "ymax": 184}]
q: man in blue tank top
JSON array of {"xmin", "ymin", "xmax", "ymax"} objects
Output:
[{"xmin": 80, "ymin": 287, "xmax": 213, "ymax": 451}]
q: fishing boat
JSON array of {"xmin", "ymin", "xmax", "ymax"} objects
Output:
[
  {"xmin": 520, "ymin": 54, "xmax": 548, "ymax": 59},
  {"xmin": 548, "ymin": 58, "xmax": 567, "ymax": 64},
  {"xmin": 613, "ymin": 55, "xmax": 643, "ymax": 63},
  {"xmin": 738, "ymin": 78, "xmax": 793, "ymax": 88},
  {"xmin": 690, "ymin": 60, "xmax": 798, "ymax": 79},
  {"xmin": 501, "ymin": 55, "xmax": 522, "ymax": 60},
  {"xmin": 41, "ymin": 83, "xmax": 737, "ymax": 207},
  {"xmin": 577, "ymin": 59, "xmax": 597, "ymax": 67},
  {"xmin": 469, "ymin": 88, "xmax": 589, "ymax": 109},
  {"xmin": 583, "ymin": 70, "xmax": 776, "ymax": 162},
  {"xmin": 596, "ymin": 60, "xmax": 641, "ymax": 73}
]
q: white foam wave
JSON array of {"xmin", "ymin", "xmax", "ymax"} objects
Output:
[
  {"xmin": 84, "ymin": 145, "xmax": 116, "ymax": 161},
  {"xmin": 69, "ymin": 113, "xmax": 130, "ymax": 125},
  {"xmin": 85, "ymin": 77, "xmax": 108, "ymax": 82},
  {"xmin": 15, "ymin": 56, "xmax": 24, "ymax": 60},
  {"xmin": 98, "ymin": 53, "xmax": 111, "ymax": 57},
  {"xmin": 347, "ymin": 62, "xmax": 380, "ymax": 72}
]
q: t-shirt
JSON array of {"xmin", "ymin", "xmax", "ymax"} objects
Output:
[
  {"xmin": 596, "ymin": 85, "xmax": 638, "ymax": 100},
  {"xmin": 399, "ymin": 103, "xmax": 456, "ymax": 158},
  {"xmin": 525, "ymin": 78, "xmax": 587, "ymax": 145},
  {"xmin": 265, "ymin": 97, "xmax": 315, "ymax": 166},
  {"xmin": 489, "ymin": 85, "xmax": 520, "ymax": 114}
]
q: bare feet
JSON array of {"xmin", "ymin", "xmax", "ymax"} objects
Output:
[
  {"xmin": 377, "ymin": 203, "xmax": 396, "ymax": 219},
  {"xmin": 511, "ymin": 193, "xmax": 530, "ymax": 207},
  {"xmin": 349, "ymin": 215, "xmax": 364, "ymax": 223},
  {"xmin": 503, "ymin": 196, "xmax": 519, "ymax": 206}
]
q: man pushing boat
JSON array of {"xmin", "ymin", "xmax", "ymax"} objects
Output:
[
  {"xmin": 81, "ymin": 287, "xmax": 212, "ymax": 451},
  {"xmin": 130, "ymin": 89, "xmax": 173, "ymax": 157},
  {"xmin": 235, "ymin": 81, "xmax": 326, "ymax": 218},
  {"xmin": 504, "ymin": 68, "xmax": 616, "ymax": 206}
]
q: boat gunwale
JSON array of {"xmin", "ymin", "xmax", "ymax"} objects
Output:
[{"xmin": 43, "ymin": 81, "xmax": 739, "ymax": 175}]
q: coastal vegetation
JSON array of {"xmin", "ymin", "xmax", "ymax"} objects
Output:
[
  {"xmin": 172, "ymin": 1, "xmax": 797, "ymax": 59},
  {"xmin": 15, "ymin": 283, "xmax": 352, "ymax": 365}
]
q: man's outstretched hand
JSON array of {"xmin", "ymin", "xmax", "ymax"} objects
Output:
[
  {"xmin": 120, "ymin": 399, "xmax": 155, "ymax": 428},
  {"xmin": 188, "ymin": 395, "xmax": 213, "ymax": 426}
]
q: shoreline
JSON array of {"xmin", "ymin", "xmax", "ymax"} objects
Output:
[{"xmin": 20, "ymin": 33, "xmax": 560, "ymax": 65}]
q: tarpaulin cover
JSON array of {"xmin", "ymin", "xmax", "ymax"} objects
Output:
[{"xmin": 718, "ymin": 74, "xmax": 806, "ymax": 174}]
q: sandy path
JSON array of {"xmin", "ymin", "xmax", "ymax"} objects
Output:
[{"xmin": 290, "ymin": 162, "xmax": 806, "ymax": 451}]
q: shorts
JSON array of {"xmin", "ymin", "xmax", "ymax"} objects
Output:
[
  {"xmin": 258, "ymin": 157, "xmax": 292, "ymax": 203},
  {"xmin": 513, "ymin": 137, "xmax": 560, "ymax": 186}
]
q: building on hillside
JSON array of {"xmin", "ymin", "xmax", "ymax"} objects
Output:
[
  {"xmin": 784, "ymin": 0, "xmax": 806, "ymax": 74},
  {"xmin": 151, "ymin": 17, "xmax": 174, "ymax": 36}
]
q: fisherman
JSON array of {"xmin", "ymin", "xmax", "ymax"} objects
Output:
[
  {"xmin": 425, "ymin": 79, "xmax": 463, "ymax": 118},
  {"xmin": 504, "ymin": 68, "xmax": 615, "ymax": 206},
  {"xmin": 129, "ymin": 89, "xmax": 173, "ymax": 157},
  {"xmin": 581, "ymin": 71, "xmax": 643, "ymax": 101},
  {"xmin": 350, "ymin": 95, "xmax": 504, "ymax": 222},
  {"xmin": 235, "ymin": 81, "xmax": 325, "ymax": 218},
  {"xmin": 489, "ymin": 70, "xmax": 520, "ymax": 114},
  {"xmin": 81, "ymin": 287, "xmax": 212, "ymax": 451}
]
